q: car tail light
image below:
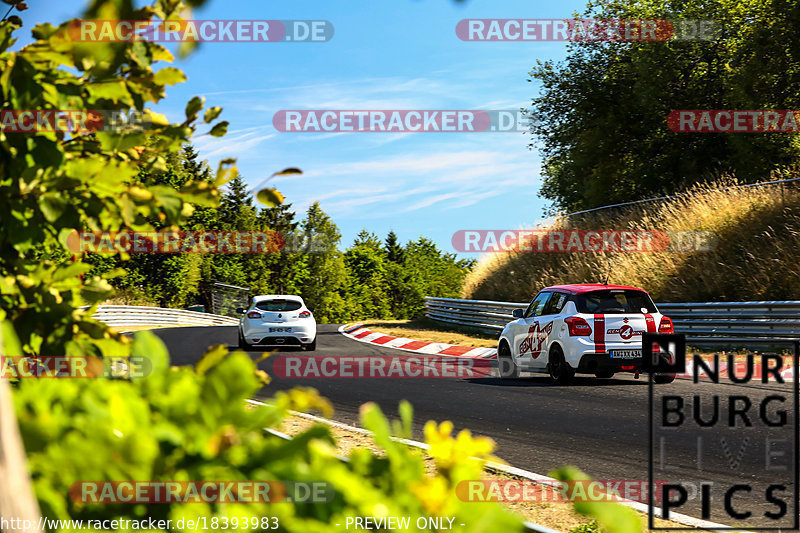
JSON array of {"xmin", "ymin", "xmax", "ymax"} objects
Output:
[
  {"xmin": 659, "ymin": 316, "xmax": 674, "ymax": 334},
  {"xmin": 565, "ymin": 317, "xmax": 592, "ymax": 336},
  {"xmin": 299, "ymin": 311, "xmax": 311, "ymax": 318},
  {"xmin": 247, "ymin": 311, "xmax": 261, "ymax": 319}
]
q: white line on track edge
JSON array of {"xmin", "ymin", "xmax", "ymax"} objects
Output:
[{"xmin": 246, "ymin": 399, "xmax": 739, "ymax": 531}]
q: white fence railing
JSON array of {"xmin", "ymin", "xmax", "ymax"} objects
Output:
[
  {"xmin": 89, "ymin": 305, "xmax": 238, "ymax": 328},
  {"xmin": 425, "ymin": 297, "xmax": 800, "ymax": 343}
]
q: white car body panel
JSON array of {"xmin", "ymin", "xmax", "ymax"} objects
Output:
[
  {"xmin": 238, "ymin": 294, "xmax": 317, "ymax": 348},
  {"xmin": 498, "ymin": 285, "xmax": 672, "ymax": 374}
]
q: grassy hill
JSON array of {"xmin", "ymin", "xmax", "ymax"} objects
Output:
[{"xmin": 465, "ymin": 178, "xmax": 800, "ymax": 303}]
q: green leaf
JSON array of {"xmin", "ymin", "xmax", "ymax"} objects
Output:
[
  {"xmin": 195, "ymin": 344, "xmax": 228, "ymax": 376},
  {"xmin": 178, "ymin": 40, "xmax": 199, "ymax": 59},
  {"xmin": 153, "ymin": 67, "xmax": 186, "ymax": 86},
  {"xmin": 360, "ymin": 402, "xmax": 391, "ymax": 444},
  {"xmin": 150, "ymin": 44, "xmax": 174, "ymax": 62},
  {"xmin": 131, "ymin": 330, "xmax": 169, "ymax": 381},
  {"xmin": 256, "ymin": 187, "xmax": 284, "ymax": 207},
  {"xmin": 1, "ymin": 320, "xmax": 23, "ymax": 357},
  {"xmin": 40, "ymin": 194, "xmax": 67, "ymax": 222},
  {"xmin": 151, "ymin": 186, "xmax": 183, "ymax": 222},
  {"xmin": 209, "ymin": 121, "xmax": 228, "ymax": 137},
  {"xmin": 87, "ymin": 81, "xmax": 133, "ymax": 105},
  {"xmin": 214, "ymin": 159, "xmax": 237, "ymax": 186},
  {"xmin": 274, "ymin": 167, "xmax": 303, "ymax": 176},
  {"xmin": 203, "ymin": 106, "xmax": 222, "ymax": 123},
  {"xmin": 185, "ymin": 96, "xmax": 204, "ymax": 120},
  {"xmin": 397, "ymin": 400, "xmax": 413, "ymax": 439},
  {"xmin": 179, "ymin": 180, "xmax": 219, "ymax": 207},
  {"xmin": 51, "ymin": 262, "xmax": 91, "ymax": 282},
  {"xmin": 550, "ymin": 466, "xmax": 642, "ymax": 533},
  {"xmin": 31, "ymin": 22, "xmax": 57, "ymax": 40}
]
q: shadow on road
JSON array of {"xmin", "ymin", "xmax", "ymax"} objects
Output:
[{"xmin": 466, "ymin": 375, "xmax": 646, "ymax": 387}]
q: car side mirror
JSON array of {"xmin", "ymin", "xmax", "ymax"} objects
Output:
[
  {"xmin": 512, "ymin": 308, "xmax": 524, "ymax": 318},
  {"xmin": 236, "ymin": 307, "xmax": 245, "ymax": 314}
]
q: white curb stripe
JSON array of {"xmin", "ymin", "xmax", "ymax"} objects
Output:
[{"xmin": 339, "ymin": 324, "xmax": 498, "ymax": 359}]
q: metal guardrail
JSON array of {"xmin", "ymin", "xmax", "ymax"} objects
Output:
[
  {"xmin": 210, "ymin": 281, "xmax": 250, "ymax": 317},
  {"xmin": 425, "ymin": 297, "xmax": 800, "ymax": 343},
  {"xmin": 90, "ymin": 305, "xmax": 239, "ymax": 328}
]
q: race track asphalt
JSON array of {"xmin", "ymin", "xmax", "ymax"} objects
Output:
[{"xmin": 155, "ymin": 324, "xmax": 799, "ymax": 528}]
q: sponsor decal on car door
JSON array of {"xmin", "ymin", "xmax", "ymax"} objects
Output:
[{"xmin": 519, "ymin": 321, "xmax": 553, "ymax": 359}]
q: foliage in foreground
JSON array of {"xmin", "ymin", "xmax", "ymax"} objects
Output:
[
  {"xmin": 552, "ymin": 467, "xmax": 641, "ymax": 533},
  {"xmin": 11, "ymin": 329, "xmax": 525, "ymax": 532}
]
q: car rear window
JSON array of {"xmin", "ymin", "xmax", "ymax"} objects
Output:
[
  {"xmin": 255, "ymin": 299, "xmax": 302, "ymax": 311},
  {"xmin": 573, "ymin": 290, "xmax": 657, "ymax": 314}
]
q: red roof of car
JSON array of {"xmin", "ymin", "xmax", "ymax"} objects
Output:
[{"xmin": 543, "ymin": 284, "xmax": 648, "ymax": 295}]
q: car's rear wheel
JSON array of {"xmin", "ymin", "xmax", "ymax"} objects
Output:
[
  {"xmin": 548, "ymin": 345, "xmax": 574, "ymax": 385},
  {"xmin": 497, "ymin": 341, "xmax": 520, "ymax": 378},
  {"xmin": 653, "ymin": 373, "xmax": 675, "ymax": 384},
  {"xmin": 595, "ymin": 370, "xmax": 615, "ymax": 379},
  {"xmin": 303, "ymin": 338, "xmax": 317, "ymax": 351}
]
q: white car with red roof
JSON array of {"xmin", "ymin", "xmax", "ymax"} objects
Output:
[{"xmin": 497, "ymin": 284, "xmax": 676, "ymax": 384}]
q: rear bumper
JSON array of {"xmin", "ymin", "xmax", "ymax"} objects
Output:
[
  {"xmin": 576, "ymin": 353, "xmax": 643, "ymax": 373},
  {"xmin": 240, "ymin": 324, "xmax": 316, "ymax": 345},
  {"xmin": 256, "ymin": 336, "xmax": 303, "ymax": 346}
]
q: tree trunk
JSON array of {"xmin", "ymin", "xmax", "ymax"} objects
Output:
[{"xmin": 0, "ymin": 332, "xmax": 43, "ymax": 532}]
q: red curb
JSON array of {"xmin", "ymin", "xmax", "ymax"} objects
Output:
[
  {"xmin": 398, "ymin": 340, "xmax": 432, "ymax": 350},
  {"xmin": 439, "ymin": 345, "xmax": 474, "ymax": 356}
]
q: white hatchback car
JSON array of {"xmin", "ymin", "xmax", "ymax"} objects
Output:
[
  {"xmin": 497, "ymin": 284, "xmax": 676, "ymax": 384},
  {"xmin": 237, "ymin": 295, "xmax": 317, "ymax": 351}
]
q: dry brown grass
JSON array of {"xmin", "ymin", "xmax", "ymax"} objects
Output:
[
  {"xmin": 360, "ymin": 318, "xmax": 498, "ymax": 347},
  {"xmin": 465, "ymin": 177, "xmax": 800, "ymax": 303}
]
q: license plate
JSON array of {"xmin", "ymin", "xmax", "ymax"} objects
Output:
[
  {"xmin": 609, "ymin": 350, "xmax": 641, "ymax": 359},
  {"xmin": 269, "ymin": 327, "xmax": 291, "ymax": 333}
]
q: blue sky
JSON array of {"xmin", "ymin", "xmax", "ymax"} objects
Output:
[{"xmin": 22, "ymin": 0, "xmax": 587, "ymax": 257}]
